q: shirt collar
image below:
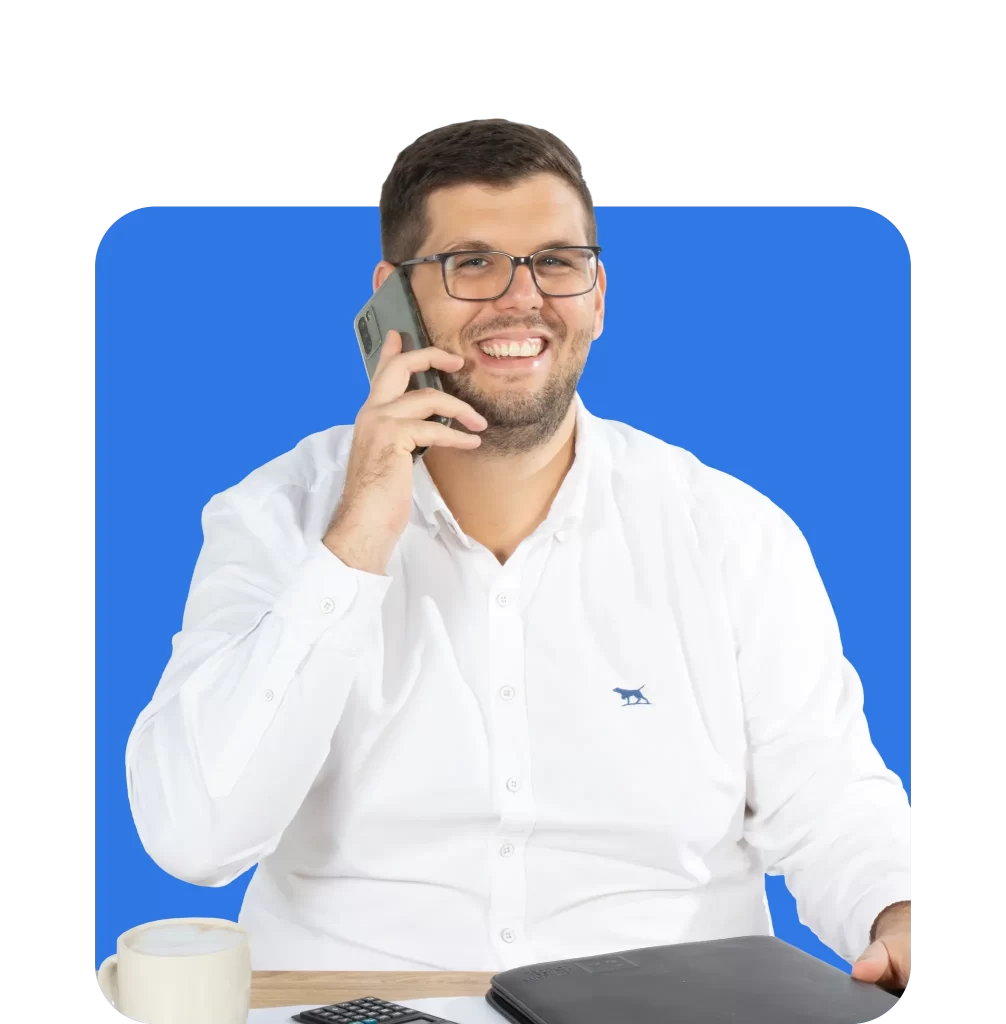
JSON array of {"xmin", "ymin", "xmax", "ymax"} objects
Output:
[{"xmin": 412, "ymin": 392, "xmax": 595, "ymax": 540}]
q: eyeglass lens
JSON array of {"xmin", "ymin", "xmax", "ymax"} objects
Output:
[{"xmin": 442, "ymin": 248, "xmax": 597, "ymax": 299}]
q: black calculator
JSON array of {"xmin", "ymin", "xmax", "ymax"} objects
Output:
[{"xmin": 291, "ymin": 996, "xmax": 460, "ymax": 1024}]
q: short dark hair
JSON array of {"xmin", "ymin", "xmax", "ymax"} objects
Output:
[{"xmin": 379, "ymin": 118, "xmax": 597, "ymax": 265}]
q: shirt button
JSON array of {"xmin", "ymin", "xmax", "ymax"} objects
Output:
[
  {"xmin": 506, "ymin": 777, "xmax": 521, "ymax": 793},
  {"xmin": 499, "ymin": 842, "xmax": 515, "ymax": 857},
  {"xmin": 500, "ymin": 928, "xmax": 516, "ymax": 943},
  {"xmin": 499, "ymin": 686, "xmax": 515, "ymax": 701},
  {"xmin": 496, "ymin": 591, "xmax": 512, "ymax": 608},
  {"xmin": 320, "ymin": 597, "xmax": 336, "ymax": 614},
  {"xmin": 555, "ymin": 529, "xmax": 567, "ymax": 543},
  {"xmin": 264, "ymin": 689, "xmax": 274, "ymax": 702},
  {"xmin": 427, "ymin": 523, "xmax": 437, "ymax": 537}
]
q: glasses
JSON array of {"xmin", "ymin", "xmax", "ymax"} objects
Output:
[{"xmin": 396, "ymin": 246, "xmax": 602, "ymax": 301}]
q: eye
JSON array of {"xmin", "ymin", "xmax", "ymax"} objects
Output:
[{"xmin": 447, "ymin": 252, "xmax": 501, "ymax": 275}]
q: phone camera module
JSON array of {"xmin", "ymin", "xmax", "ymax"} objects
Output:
[{"xmin": 357, "ymin": 316, "xmax": 374, "ymax": 354}]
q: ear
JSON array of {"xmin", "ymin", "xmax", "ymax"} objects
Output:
[
  {"xmin": 372, "ymin": 259, "xmax": 396, "ymax": 294},
  {"xmin": 591, "ymin": 259, "xmax": 606, "ymax": 340}
]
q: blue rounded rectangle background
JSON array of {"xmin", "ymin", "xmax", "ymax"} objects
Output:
[{"xmin": 95, "ymin": 206, "xmax": 909, "ymax": 972}]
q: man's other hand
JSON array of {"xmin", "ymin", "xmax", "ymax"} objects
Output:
[{"xmin": 851, "ymin": 900, "xmax": 910, "ymax": 993}]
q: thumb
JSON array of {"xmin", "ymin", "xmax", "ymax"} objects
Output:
[{"xmin": 851, "ymin": 940, "xmax": 891, "ymax": 984}]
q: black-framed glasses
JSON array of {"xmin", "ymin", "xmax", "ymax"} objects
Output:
[{"xmin": 395, "ymin": 245, "xmax": 602, "ymax": 301}]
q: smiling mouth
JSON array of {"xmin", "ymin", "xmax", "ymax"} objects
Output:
[{"xmin": 477, "ymin": 337, "xmax": 547, "ymax": 359}]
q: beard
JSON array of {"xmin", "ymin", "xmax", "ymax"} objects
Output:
[{"xmin": 433, "ymin": 318, "xmax": 592, "ymax": 456}]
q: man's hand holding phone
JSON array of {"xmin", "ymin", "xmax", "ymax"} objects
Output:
[{"xmin": 323, "ymin": 329, "xmax": 487, "ymax": 575}]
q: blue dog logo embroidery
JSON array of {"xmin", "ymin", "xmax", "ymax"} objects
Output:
[{"xmin": 613, "ymin": 685, "xmax": 651, "ymax": 705}]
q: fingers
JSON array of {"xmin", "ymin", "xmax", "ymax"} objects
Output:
[
  {"xmin": 374, "ymin": 327, "xmax": 402, "ymax": 367},
  {"xmin": 386, "ymin": 388, "xmax": 487, "ymax": 432},
  {"xmin": 851, "ymin": 941, "xmax": 891, "ymax": 986},
  {"xmin": 370, "ymin": 332, "xmax": 466, "ymax": 403},
  {"xmin": 407, "ymin": 419, "xmax": 483, "ymax": 451},
  {"xmin": 359, "ymin": 329, "xmax": 485, "ymax": 455}
]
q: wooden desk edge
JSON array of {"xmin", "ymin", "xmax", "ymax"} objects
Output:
[{"xmin": 251, "ymin": 970, "xmax": 497, "ymax": 1009}]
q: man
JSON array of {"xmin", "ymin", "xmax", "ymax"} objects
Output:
[{"xmin": 125, "ymin": 118, "xmax": 910, "ymax": 991}]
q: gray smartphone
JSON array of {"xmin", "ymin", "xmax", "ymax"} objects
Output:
[{"xmin": 353, "ymin": 268, "xmax": 451, "ymax": 463}]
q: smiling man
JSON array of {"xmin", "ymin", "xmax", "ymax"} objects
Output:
[{"xmin": 125, "ymin": 119, "xmax": 911, "ymax": 993}]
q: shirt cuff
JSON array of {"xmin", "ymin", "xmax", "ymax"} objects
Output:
[
  {"xmin": 272, "ymin": 539, "xmax": 393, "ymax": 652},
  {"xmin": 843, "ymin": 877, "xmax": 911, "ymax": 963}
]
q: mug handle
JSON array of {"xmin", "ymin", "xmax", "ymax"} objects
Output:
[{"xmin": 96, "ymin": 954, "xmax": 118, "ymax": 1007}]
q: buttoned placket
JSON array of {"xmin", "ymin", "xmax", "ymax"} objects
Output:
[
  {"xmin": 412, "ymin": 447, "xmax": 587, "ymax": 967},
  {"xmin": 479, "ymin": 525, "xmax": 570, "ymax": 969},
  {"xmin": 479, "ymin": 543, "xmax": 532, "ymax": 968}
]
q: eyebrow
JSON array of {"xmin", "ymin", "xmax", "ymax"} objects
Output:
[{"xmin": 440, "ymin": 238, "xmax": 582, "ymax": 253}]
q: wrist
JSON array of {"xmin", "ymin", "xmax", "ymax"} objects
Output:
[
  {"xmin": 870, "ymin": 900, "xmax": 910, "ymax": 943},
  {"xmin": 323, "ymin": 522, "xmax": 393, "ymax": 576}
]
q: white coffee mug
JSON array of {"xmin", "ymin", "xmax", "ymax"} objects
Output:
[{"xmin": 96, "ymin": 917, "xmax": 251, "ymax": 1024}]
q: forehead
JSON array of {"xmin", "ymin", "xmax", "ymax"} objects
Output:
[{"xmin": 421, "ymin": 172, "xmax": 590, "ymax": 252}]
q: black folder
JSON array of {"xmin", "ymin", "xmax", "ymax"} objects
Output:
[{"xmin": 485, "ymin": 935, "xmax": 900, "ymax": 1024}]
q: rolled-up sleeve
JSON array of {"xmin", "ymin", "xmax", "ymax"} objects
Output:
[{"xmin": 726, "ymin": 503, "xmax": 910, "ymax": 963}]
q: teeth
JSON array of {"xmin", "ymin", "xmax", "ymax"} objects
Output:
[{"xmin": 478, "ymin": 337, "xmax": 544, "ymax": 359}]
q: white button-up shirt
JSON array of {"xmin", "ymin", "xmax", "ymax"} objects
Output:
[{"xmin": 125, "ymin": 394, "xmax": 910, "ymax": 972}]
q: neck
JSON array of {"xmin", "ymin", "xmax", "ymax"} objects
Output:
[{"xmin": 423, "ymin": 401, "xmax": 578, "ymax": 563}]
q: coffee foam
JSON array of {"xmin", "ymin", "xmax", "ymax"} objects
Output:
[{"xmin": 127, "ymin": 922, "xmax": 245, "ymax": 957}]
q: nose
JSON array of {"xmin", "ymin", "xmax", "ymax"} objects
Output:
[{"xmin": 494, "ymin": 261, "xmax": 542, "ymax": 312}]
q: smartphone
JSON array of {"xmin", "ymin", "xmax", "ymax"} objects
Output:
[{"xmin": 353, "ymin": 267, "xmax": 451, "ymax": 463}]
